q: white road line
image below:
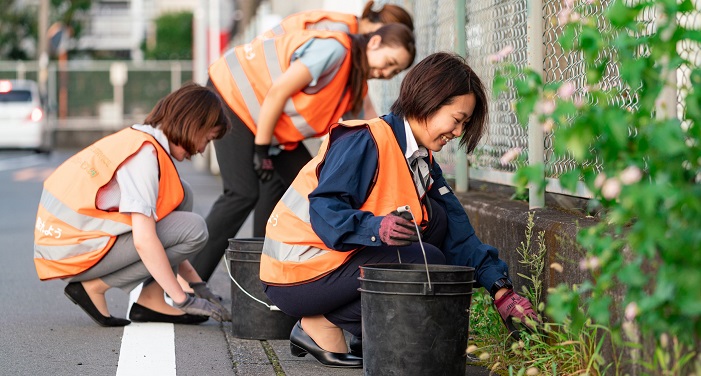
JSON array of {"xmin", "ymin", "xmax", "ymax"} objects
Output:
[{"xmin": 116, "ymin": 285, "xmax": 176, "ymax": 376}]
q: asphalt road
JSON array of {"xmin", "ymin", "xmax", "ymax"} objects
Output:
[{"xmin": 0, "ymin": 149, "xmax": 243, "ymax": 376}]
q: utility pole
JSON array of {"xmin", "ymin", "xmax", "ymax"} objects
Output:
[{"xmin": 38, "ymin": 0, "xmax": 49, "ymax": 99}]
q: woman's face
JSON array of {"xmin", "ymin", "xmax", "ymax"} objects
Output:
[
  {"xmin": 170, "ymin": 126, "xmax": 222, "ymax": 162},
  {"xmin": 409, "ymin": 93, "xmax": 476, "ymax": 152},
  {"xmin": 366, "ymin": 35, "xmax": 412, "ymax": 80}
]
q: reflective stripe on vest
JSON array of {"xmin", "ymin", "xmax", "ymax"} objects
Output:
[
  {"xmin": 260, "ymin": 118, "xmax": 425, "ymax": 285},
  {"xmin": 260, "ymin": 11, "xmax": 358, "ymax": 39},
  {"xmin": 33, "ymin": 128, "xmax": 184, "ymax": 280},
  {"xmin": 209, "ymin": 30, "xmax": 358, "ymax": 146}
]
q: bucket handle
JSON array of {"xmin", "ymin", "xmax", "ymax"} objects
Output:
[
  {"xmin": 224, "ymin": 253, "xmax": 281, "ymax": 311},
  {"xmin": 396, "ymin": 205, "xmax": 432, "ymax": 293}
]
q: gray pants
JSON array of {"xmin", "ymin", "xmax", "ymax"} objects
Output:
[{"xmin": 68, "ymin": 181, "xmax": 208, "ymax": 292}]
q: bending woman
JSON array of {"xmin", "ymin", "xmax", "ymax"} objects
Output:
[
  {"xmin": 33, "ymin": 83, "xmax": 231, "ymax": 326},
  {"xmin": 260, "ymin": 53, "xmax": 539, "ymax": 368},
  {"xmin": 192, "ymin": 23, "xmax": 416, "ymax": 281}
]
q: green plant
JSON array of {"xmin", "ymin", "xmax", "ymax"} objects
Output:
[
  {"xmin": 515, "ymin": 212, "xmax": 546, "ymax": 308},
  {"xmin": 493, "ymin": 0, "xmax": 701, "ymax": 345},
  {"xmin": 144, "ymin": 11, "xmax": 193, "ymax": 60}
]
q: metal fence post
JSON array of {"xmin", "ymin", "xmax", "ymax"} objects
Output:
[
  {"xmin": 454, "ymin": 0, "xmax": 469, "ymax": 193},
  {"xmin": 527, "ymin": 0, "xmax": 545, "ymax": 209}
]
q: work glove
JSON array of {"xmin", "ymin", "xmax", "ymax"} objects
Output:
[
  {"xmin": 253, "ymin": 144, "xmax": 274, "ymax": 182},
  {"xmin": 189, "ymin": 282, "xmax": 231, "ymax": 320},
  {"xmin": 378, "ymin": 211, "xmax": 419, "ymax": 246},
  {"xmin": 174, "ymin": 295, "xmax": 232, "ymax": 322},
  {"xmin": 494, "ymin": 289, "xmax": 540, "ymax": 339}
]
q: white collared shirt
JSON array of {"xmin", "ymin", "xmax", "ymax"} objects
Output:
[
  {"xmin": 95, "ymin": 125, "xmax": 173, "ymax": 219},
  {"xmin": 403, "ymin": 118, "xmax": 432, "ymax": 197}
]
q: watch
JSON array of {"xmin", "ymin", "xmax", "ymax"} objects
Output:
[{"xmin": 490, "ymin": 278, "xmax": 513, "ymax": 298}]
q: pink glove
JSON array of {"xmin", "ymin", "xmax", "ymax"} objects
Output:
[
  {"xmin": 495, "ymin": 289, "xmax": 540, "ymax": 336},
  {"xmin": 378, "ymin": 211, "xmax": 419, "ymax": 246}
]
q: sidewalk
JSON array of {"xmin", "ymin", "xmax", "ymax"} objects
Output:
[{"xmin": 180, "ymin": 156, "xmax": 490, "ymax": 376}]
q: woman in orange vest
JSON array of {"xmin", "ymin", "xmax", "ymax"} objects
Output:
[
  {"xmin": 33, "ymin": 83, "xmax": 232, "ymax": 326},
  {"xmin": 260, "ymin": 53, "xmax": 540, "ymax": 368},
  {"xmin": 260, "ymin": 1, "xmax": 414, "ymax": 39},
  {"xmin": 191, "ymin": 23, "xmax": 416, "ymax": 282},
  {"xmin": 251, "ymin": 2, "xmax": 414, "ymax": 238}
]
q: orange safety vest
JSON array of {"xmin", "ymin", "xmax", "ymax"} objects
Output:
[
  {"xmin": 33, "ymin": 128, "xmax": 184, "ymax": 280},
  {"xmin": 259, "ymin": 10, "xmax": 359, "ymax": 39},
  {"xmin": 260, "ymin": 118, "xmax": 427, "ymax": 285},
  {"xmin": 208, "ymin": 30, "xmax": 363, "ymax": 147}
]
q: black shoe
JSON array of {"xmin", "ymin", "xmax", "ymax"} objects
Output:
[
  {"xmin": 348, "ymin": 334, "xmax": 362, "ymax": 357},
  {"xmin": 64, "ymin": 282, "xmax": 131, "ymax": 327},
  {"xmin": 128, "ymin": 302, "xmax": 209, "ymax": 325},
  {"xmin": 289, "ymin": 321, "xmax": 363, "ymax": 368}
]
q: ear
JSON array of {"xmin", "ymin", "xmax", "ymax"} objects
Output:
[{"xmin": 367, "ymin": 34, "xmax": 382, "ymax": 50}]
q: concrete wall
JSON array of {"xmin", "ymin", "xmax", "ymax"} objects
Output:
[{"xmin": 456, "ymin": 183, "xmax": 599, "ymax": 296}]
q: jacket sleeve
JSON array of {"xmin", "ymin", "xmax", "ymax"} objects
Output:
[
  {"xmin": 426, "ymin": 159, "xmax": 510, "ymax": 289},
  {"xmin": 308, "ymin": 127, "xmax": 384, "ymax": 251}
]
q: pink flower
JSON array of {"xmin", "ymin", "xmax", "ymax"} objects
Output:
[
  {"xmin": 500, "ymin": 147, "xmax": 522, "ymax": 166},
  {"xmin": 542, "ymin": 118, "xmax": 555, "ymax": 132},
  {"xmin": 578, "ymin": 256, "xmax": 600, "ymax": 271},
  {"xmin": 557, "ymin": 82, "xmax": 576, "ymax": 99},
  {"xmin": 620, "ymin": 166, "xmax": 642, "ymax": 185},
  {"xmin": 625, "ymin": 302, "xmax": 639, "ymax": 321},
  {"xmin": 537, "ymin": 99, "xmax": 556, "ymax": 115},
  {"xmin": 488, "ymin": 45, "xmax": 515, "ymax": 63},
  {"xmin": 601, "ymin": 178, "xmax": 621, "ymax": 199},
  {"xmin": 594, "ymin": 173, "xmax": 607, "ymax": 188}
]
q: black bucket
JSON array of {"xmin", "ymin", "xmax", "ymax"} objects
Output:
[
  {"xmin": 359, "ymin": 263, "xmax": 475, "ymax": 376},
  {"xmin": 225, "ymin": 238, "xmax": 298, "ymax": 340}
]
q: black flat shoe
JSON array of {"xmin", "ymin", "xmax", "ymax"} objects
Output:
[
  {"xmin": 349, "ymin": 334, "xmax": 362, "ymax": 358},
  {"xmin": 64, "ymin": 282, "xmax": 131, "ymax": 327},
  {"xmin": 289, "ymin": 321, "xmax": 362, "ymax": 368},
  {"xmin": 129, "ymin": 302, "xmax": 209, "ymax": 325}
]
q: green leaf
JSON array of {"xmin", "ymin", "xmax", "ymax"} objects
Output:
[
  {"xmin": 558, "ymin": 168, "xmax": 581, "ymax": 193},
  {"xmin": 606, "ymin": 0, "xmax": 641, "ymax": 27}
]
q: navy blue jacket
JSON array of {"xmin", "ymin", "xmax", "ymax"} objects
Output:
[{"xmin": 308, "ymin": 113, "xmax": 509, "ymax": 289}]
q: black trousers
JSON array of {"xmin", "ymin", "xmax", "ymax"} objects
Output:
[
  {"xmin": 191, "ymin": 83, "xmax": 312, "ymax": 280},
  {"xmin": 264, "ymin": 198, "xmax": 449, "ymax": 337}
]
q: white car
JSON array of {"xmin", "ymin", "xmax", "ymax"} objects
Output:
[{"xmin": 0, "ymin": 79, "xmax": 48, "ymax": 151}]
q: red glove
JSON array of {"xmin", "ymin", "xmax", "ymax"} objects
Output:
[
  {"xmin": 378, "ymin": 211, "xmax": 419, "ymax": 246},
  {"xmin": 495, "ymin": 289, "xmax": 540, "ymax": 337}
]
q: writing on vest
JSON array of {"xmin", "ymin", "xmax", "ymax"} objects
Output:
[
  {"xmin": 260, "ymin": 118, "xmax": 425, "ymax": 285},
  {"xmin": 33, "ymin": 128, "xmax": 184, "ymax": 280},
  {"xmin": 209, "ymin": 30, "xmax": 362, "ymax": 147}
]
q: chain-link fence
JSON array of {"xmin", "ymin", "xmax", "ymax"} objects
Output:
[{"xmin": 367, "ymin": 0, "xmax": 698, "ymax": 202}]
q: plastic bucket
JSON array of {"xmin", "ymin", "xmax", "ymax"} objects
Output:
[
  {"xmin": 359, "ymin": 263, "xmax": 475, "ymax": 376},
  {"xmin": 225, "ymin": 238, "xmax": 298, "ymax": 340}
]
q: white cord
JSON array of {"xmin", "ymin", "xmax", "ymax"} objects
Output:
[
  {"xmin": 396, "ymin": 205, "xmax": 432, "ymax": 292},
  {"xmin": 224, "ymin": 253, "xmax": 281, "ymax": 311}
]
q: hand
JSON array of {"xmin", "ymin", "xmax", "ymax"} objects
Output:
[
  {"xmin": 174, "ymin": 295, "xmax": 232, "ymax": 322},
  {"xmin": 189, "ymin": 282, "xmax": 223, "ymax": 302},
  {"xmin": 378, "ymin": 211, "xmax": 419, "ymax": 246},
  {"xmin": 494, "ymin": 289, "xmax": 540, "ymax": 337},
  {"xmin": 189, "ymin": 282, "xmax": 231, "ymax": 318},
  {"xmin": 253, "ymin": 144, "xmax": 274, "ymax": 182}
]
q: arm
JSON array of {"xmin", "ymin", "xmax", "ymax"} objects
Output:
[
  {"xmin": 254, "ymin": 60, "xmax": 313, "ymax": 145},
  {"xmin": 131, "ymin": 213, "xmax": 188, "ymax": 304},
  {"xmin": 362, "ymin": 95, "xmax": 378, "ymax": 119},
  {"xmin": 426, "ymin": 160, "xmax": 509, "ymax": 290},
  {"xmin": 308, "ymin": 127, "xmax": 384, "ymax": 250}
]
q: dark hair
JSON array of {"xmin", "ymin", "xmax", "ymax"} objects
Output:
[
  {"xmin": 143, "ymin": 82, "xmax": 229, "ymax": 155},
  {"xmin": 390, "ymin": 52, "xmax": 488, "ymax": 153},
  {"xmin": 361, "ymin": 1, "xmax": 414, "ymax": 31},
  {"xmin": 348, "ymin": 23, "xmax": 416, "ymax": 114}
]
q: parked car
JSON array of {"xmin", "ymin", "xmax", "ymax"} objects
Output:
[{"xmin": 0, "ymin": 79, "xmax": 49, "ymax": 152}]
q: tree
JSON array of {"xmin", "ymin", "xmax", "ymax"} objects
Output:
[
  {"xmin": 0, "ymin": 0, "xmax": 38, "ymax": 60},
  {"xmin": 144, "ymin": 11, "xmax": 193, "ymax": 60}
]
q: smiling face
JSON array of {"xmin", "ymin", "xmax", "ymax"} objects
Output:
[
  {"xmin": 366, "ymin": 35, "xmax": 413, "ymax": 80},
  {"xmin": 408, "ymin": 94, "xmax": 477, "ymax": 152},
  {"xmin": 170, "ymin": 126, "xmax": 222, "ymax": 161}
]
